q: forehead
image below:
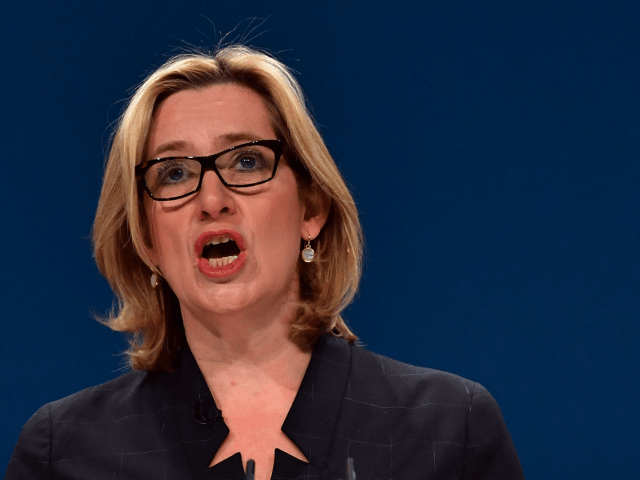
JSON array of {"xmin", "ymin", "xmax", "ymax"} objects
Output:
[{"xmin": 147, "ymin": 84, "xmax": 276, "ymax": 156}]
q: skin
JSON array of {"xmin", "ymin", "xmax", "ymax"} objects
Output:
[{"xmin": 145, "ymin": 84, "xmax": 327, "ymax": 480}]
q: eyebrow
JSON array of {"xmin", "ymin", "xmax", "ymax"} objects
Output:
[
  {"xmin": 150, "ymin": 132, "xmax": 265, "ymax": 159},
  {"xmin": 150, "ymin": 140, "xmax": 189, "ymax": 159}
]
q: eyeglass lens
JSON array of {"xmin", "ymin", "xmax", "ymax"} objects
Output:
[{"xmin": 144, "ymin": 144, "xmax": 277, "ymax": 199}]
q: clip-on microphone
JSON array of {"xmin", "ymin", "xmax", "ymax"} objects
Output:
[{"xmin": 245, "ymin": 459, "xmax": 255, "ymax": 480}]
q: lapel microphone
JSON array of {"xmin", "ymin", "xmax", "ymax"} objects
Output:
[
  {"xmin": 245, "ymin": 459, "xmax": 255, "ymax": 480},
  {"xmin": 243, "ymin": 457, "xmax": 355, "ymax": 479},
  {"xmin": 191, "ymin": 397, "xmax": 222, "ymax": 425}
]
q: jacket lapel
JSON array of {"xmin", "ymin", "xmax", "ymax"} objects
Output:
[
  {"xmin": 281, "ymin": 335, "xmax": 352, "ymax": 475},
  {"xmin": 169, "ymin": 346, "xmax": 241, "ymax": 478}
]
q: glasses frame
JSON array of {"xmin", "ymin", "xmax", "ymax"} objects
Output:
[{"xmin": 136, "ymin": 139, "xmax": 283, "ymax": 201}]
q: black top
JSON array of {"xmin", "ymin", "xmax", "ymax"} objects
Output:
[{"xmin": 5, "ymin": 335, "xmax": 525, "ymax": 479}]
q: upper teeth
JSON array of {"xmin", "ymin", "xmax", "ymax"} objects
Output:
[{"xmin": 205, "ymin": 236, "xmax": 230, "ymax": 246}]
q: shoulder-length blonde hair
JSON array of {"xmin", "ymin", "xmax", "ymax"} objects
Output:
[{"xmin": 93, "ymin": 45, "xmax": 363, "ymax": 372}]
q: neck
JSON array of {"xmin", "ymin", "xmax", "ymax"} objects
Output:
[
  {"xmin": 180, "ymin": 288, "xmax": 309, "ymax": 367},
  {"xmin": 179, "ymin": 276, "xmax": 313, "ymax": 400},
  {"xmin": 184, "ymin": 309, "xmax": 295, "ymax": 363},
  {"xmin": 183, "ymin": 304, "xmax": 312, "ymax": 406}
]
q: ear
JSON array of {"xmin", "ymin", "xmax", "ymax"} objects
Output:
[{"xmin": 301, "ymin": 184, "xmax": 331, "ymax": 240}]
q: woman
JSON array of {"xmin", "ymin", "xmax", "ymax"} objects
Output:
[{"xmin": 6, "ymin": 46, "xmax": 524, "ymax": 480}]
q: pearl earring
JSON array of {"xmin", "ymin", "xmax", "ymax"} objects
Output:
[
  {"xmin": 150, "ymin": 272, "xmax": 159, "ymax": 289},
  {"xmin": 301, "ymin": 236, "xmax": 315, "ymax": 263}
]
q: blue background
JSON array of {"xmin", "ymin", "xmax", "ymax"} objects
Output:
[{"xmin": 2, "ymin": 1, "xmax": 639, "ymax": 477}]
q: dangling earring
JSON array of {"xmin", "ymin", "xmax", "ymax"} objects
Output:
[
  {"xmin": 301, "ymin": 236, "xmax": 315, "ymax": 263},
  {"xmin": 150, "ymin": 272, "xmax": 159, "ymax": 289}
]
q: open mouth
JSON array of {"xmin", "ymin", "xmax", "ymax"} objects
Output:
[{"xmin": 201, "ymin": 236, "xmax": 242, "ymax": 268}]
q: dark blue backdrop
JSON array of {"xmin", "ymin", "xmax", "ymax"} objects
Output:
[{"xmin": 2, "ymin": 1, "xmax": 639, "ymax": 477}]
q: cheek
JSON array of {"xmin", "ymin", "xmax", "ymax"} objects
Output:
[
  {"xmin": 258, "ymin": 189, "xmax": 304, "ymax": 260},
  {"xmin": 279, "ymin": 186, "xmax": 304, "ymax": 228},
  {"xmin": 146, "ymin": 204, "xmax": 184, "ymax": 266}
]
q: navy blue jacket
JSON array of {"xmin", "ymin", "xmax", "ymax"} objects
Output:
[{"xmin": 6, "ymin": 335, "xmax": 524, "ymax": 479}]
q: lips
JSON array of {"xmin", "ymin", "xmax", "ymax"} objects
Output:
[{"xmin": 194, "ymin": 230, "xmax": 247, "ymax": 278}]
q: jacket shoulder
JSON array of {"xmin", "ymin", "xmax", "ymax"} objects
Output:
[
  {"xmin": 345, "ymin": 343, "xmax": 524, "ymax": 479},
  {"xmin": 349, "ymin": 343, "xmax": 479, "ymax": 406},
  {"xmin": 5, "ymin": 369, "xmax": 173, "ymax": 480},
  {"xmin": 47, "ymin": 368, "xmax": 167, "ymax": 423}
]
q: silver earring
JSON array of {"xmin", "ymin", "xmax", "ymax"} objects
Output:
[
  {"xmin": 150, "ymin": 272, "xmax": 159, "ymax": 289},
  {"xmin": 301, "ymin": 236, "xmax": 315, "ymax": 263}
]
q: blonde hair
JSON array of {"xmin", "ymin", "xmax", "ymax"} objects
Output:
[{"xmin": 93, "ymin": 45, "xmax": 363, "ymax": 371}]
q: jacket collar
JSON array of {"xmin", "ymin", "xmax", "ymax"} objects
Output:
[{"xmin": 169, "ymin": 334, "xmax": 352, "ymax": 478}]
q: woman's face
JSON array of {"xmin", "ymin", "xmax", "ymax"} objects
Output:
[{"xmin": 144, "ymin": 84, "xmax": 323, "ymax": 323}]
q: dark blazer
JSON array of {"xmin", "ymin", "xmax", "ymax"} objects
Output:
[{"xmin": 6, "ymin": 335, "xmax": 524, "ymax": 479}]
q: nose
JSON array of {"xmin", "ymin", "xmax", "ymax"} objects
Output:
[{"xmin": 195, "ymin": 170, "xmax": 236, "ymax": 221}]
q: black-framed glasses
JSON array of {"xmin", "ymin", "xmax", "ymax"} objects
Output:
[{"xmin": 136, "ymin": 139, "xmax": 282, "ymax": 201}]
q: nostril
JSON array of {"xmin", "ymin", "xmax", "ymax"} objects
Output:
[{"xmin": 197, "ymin": 206, "xmax": 233, "ymax": 221}]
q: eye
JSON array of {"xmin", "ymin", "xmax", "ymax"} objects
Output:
[
  {"xmin": 230, "ymin": 150, "xmax": 268, "ymax": 172},
  {"xmin": 237, "ymin": 155, "xmax": 259, "ymax": 171},
  {"xmin": 166, "ymin": 166, "xmax": 185, "ymax": 181},
  {"xmin": 154, "ymin": 159, "xmax": 199, "ymax": 185},
  {"xmin": 214, "ymin": 145, "xmax": 276, "ymax": 186}
]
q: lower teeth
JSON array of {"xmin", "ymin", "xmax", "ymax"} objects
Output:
[{"xmin": 208, "ymin": 255, "xmax": 238, "ymax": 268}]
